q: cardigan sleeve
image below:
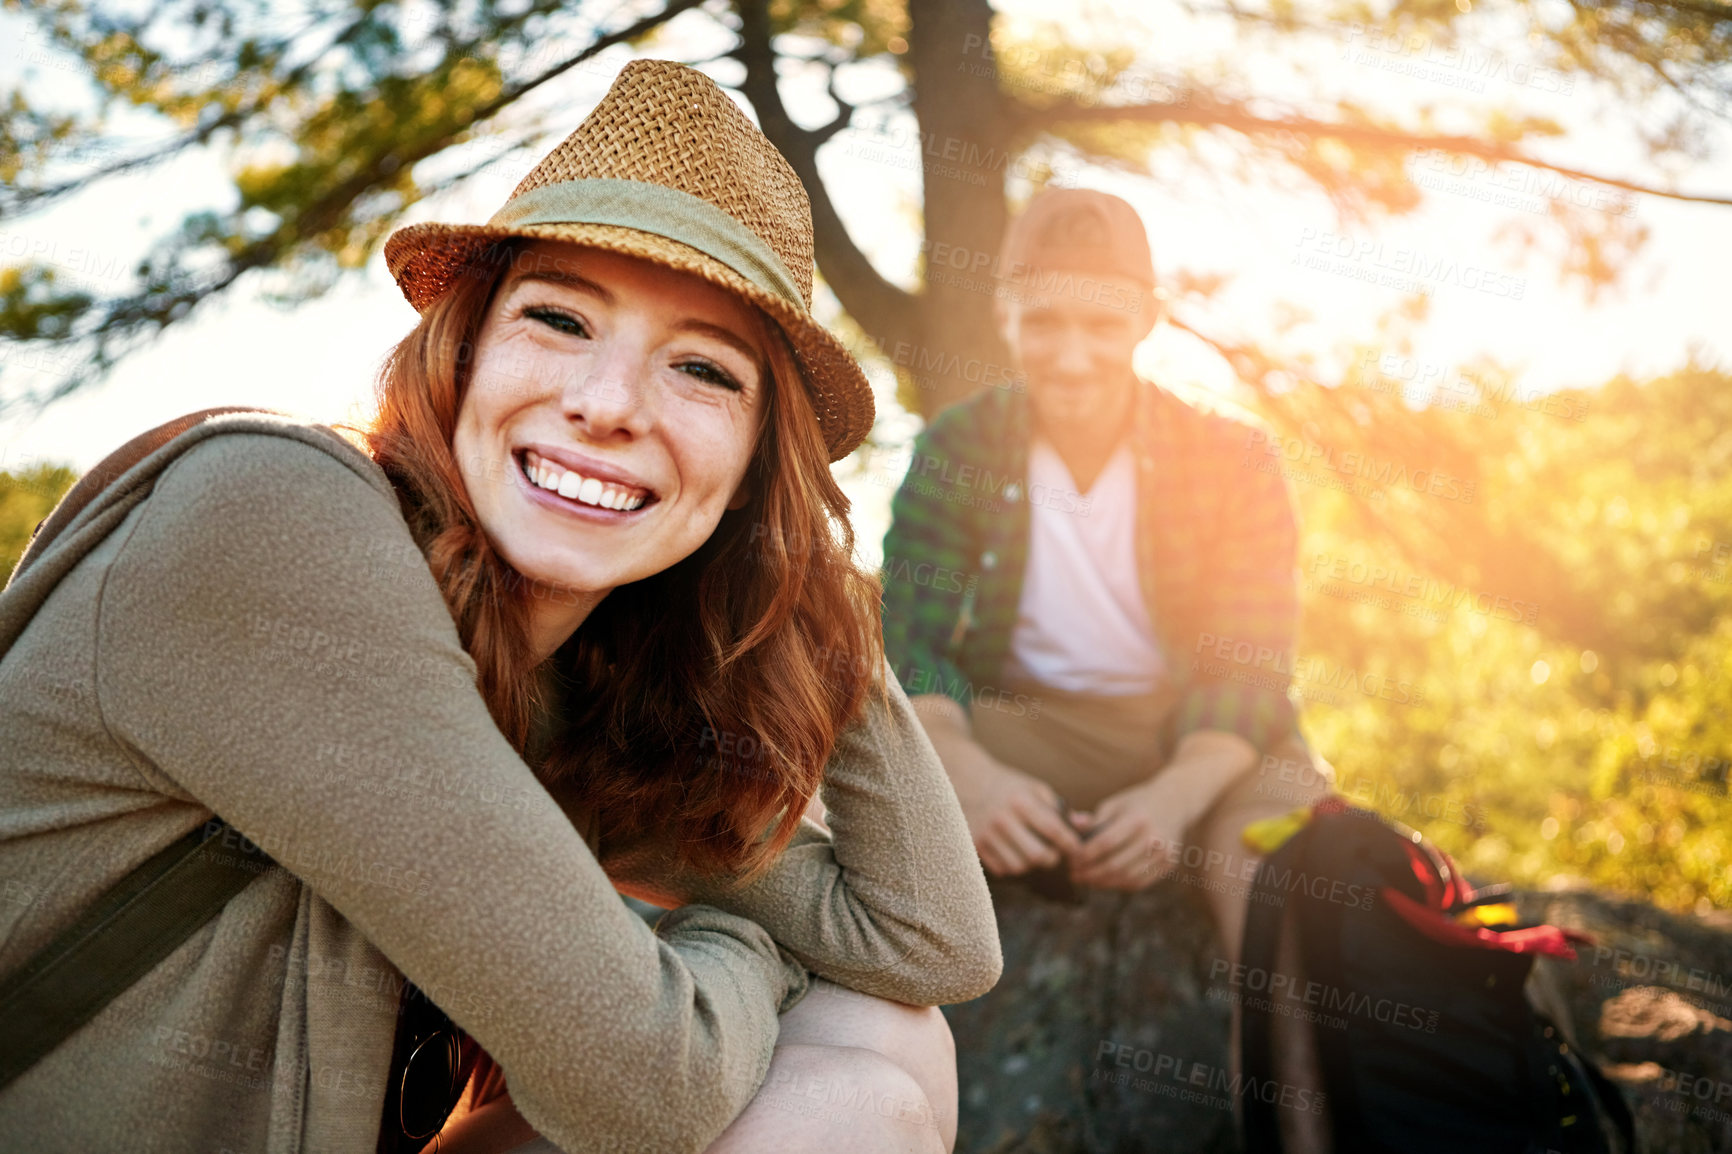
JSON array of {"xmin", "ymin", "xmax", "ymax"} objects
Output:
[
  {"xmin": 93, "ymin": 432, "xmax": 806, "ymax": 1154},
  {"xmin": 598, "ymin": 664, "xmax": 1003, "ymax": 1007}
]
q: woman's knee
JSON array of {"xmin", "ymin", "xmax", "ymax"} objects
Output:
[
  {"xmin": 771, "ymin": 980, "xmax": 958, "ymax": 1148},
  {"xmin": 708, "ymin": 1042, "xmax": 948, "ymax": 1153},
  {"xmin": 873, "ymin": 1001, "xmax": 956, "ymax": 1133},
  {"xmin": 778, "ymin": 980, "xmax": 953, "ymax": 1068}
]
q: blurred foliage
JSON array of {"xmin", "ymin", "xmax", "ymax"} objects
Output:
[
  {"xmin": 0, "ymin": 0, "xmax": 707, "ymax": 403},
  {"xmin": 0, "ymin": 460, "xmax": 75, "ymax": 582},
  {"xmin": 1, "ymin": 0, "xmax": 1727, "ymax": 418},
  {"xmin": 1283, "ymin": 362, "xmax": 1732, "ymax": 914}
]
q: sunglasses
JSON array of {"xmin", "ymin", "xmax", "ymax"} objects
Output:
[{"xmin": 380, "ymin": 984, "xmax": 476, "ymax": 1154}]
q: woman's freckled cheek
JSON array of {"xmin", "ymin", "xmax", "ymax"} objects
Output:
[
  {"xmin": 476, "ymin": 341, "xmax": 571, "ymax": 409},
  {"xmin": 669, "ymin": 410, "xmax": 750, "ymax": 517}
]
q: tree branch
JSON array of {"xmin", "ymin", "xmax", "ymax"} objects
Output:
[
  {"xmin": 1, "ymin": 0, "xmax": 710, "ymax": 414},
  {"xmin": 1020, "ymin": 97, "xmax": 1732, "ymax": 207},
  {"xmin": 811, "ymin": 59, "xmax": 858, "ymax": 147},
  {"xmin": 730, "ymin": 0, "xmax": 917, "ymax": 341},
  {"xmin": 1160, "ymin": 309, "xmax": 1608, "ymax": 647},
  {"xmin": 479, "ymin": 0, "xmax": 710, "ymax": 121},
  {"xmin": 3, "ymin": 6, "xmax": 382, "ymax": 218},
  {"xmin": 1165, "ymin": 312, "xmax": 1283, "ymax": 387}
]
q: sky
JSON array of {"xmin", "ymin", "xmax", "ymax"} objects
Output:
[{"xmin": 1, "ymin": 0, "xmax": 1728, "ymax": 563}]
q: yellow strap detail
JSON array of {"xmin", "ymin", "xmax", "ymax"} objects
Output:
[
  {"xmin": 1240, "ymin": 805, "xmax": 1317, "ymax": 856},
  {"xmin": 1455, "ymin": 902, "xmax": 1519, "ymax": 928}
]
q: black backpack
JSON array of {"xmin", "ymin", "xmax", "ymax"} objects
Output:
[{"xmin": 1238, "ymin": 799, "xmax": 1637, "ymax": 1154}]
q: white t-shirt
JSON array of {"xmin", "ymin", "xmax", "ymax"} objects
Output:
[{"xmin": 1007, "ymin": 438, "xmax": 1167, "ymax": 694}]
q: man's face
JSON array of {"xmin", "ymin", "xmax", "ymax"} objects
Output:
[{"xmin": 999, "ymin": 274, "xmax": 1152, "ymax": 434}]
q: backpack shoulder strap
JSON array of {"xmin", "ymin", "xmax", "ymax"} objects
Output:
[
  {"xmin": 2, "ymin": 406, "xmax": 284, "ymax": 1091},
  {"xmin": 1575, "ymin": 1038, "xmax": 1639, "ymax": 1153},
  {"xmin": 1238, "ymin": 805, "xmax": 1384, "ymax": 1153},
  {"xmin": 17, "ymin": 406, "xmax": 277, "ymax": 580},
  {"xmin": 0, "ymin": 820, "xmax": 273, "ymax": 1090},
  {"xmin": 1238, "ymin": 820, "xmax": 1311, "ymax": 1153}
]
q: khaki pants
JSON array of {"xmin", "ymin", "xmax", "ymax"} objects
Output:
[{"xmin": 968, "ymin": 674, "xmax": 1332, "ymax": 963}]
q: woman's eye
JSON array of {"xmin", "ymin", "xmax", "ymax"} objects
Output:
[
  {"xmin": 525, "ymin": 306, "xmax": 589, "ymax": 337},
  {"xmin": 676, "ymin": 359, "xmax": 743, "ymax": 392}
]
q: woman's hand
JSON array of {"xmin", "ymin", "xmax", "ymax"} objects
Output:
[{"xmin": 433, "ymin": 1092, "xmax": 543, "ymax": 1154}]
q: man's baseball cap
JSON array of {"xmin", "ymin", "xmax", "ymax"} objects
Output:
[{"xmin": 997, "ymin": 188, "xmax": 1155, "ymax": 292}]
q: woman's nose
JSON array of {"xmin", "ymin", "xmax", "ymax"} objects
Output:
[{"xmin": 561, "ymin": 352, "xmax": 649, "ymax": 437}]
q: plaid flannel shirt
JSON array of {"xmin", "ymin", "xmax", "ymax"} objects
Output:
[{"xmin": 880, "ymin": 377, "xmax": 1302, "ymax": 753}]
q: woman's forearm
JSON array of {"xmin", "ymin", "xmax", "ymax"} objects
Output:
[{"xmin": 604, "ymin": 664, "xmax": 1003, "ymax": 1006}]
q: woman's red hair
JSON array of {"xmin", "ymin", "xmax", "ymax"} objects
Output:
[{"xmin": 361, "ymin": 240, "xmax": 884, "ymax": 879}]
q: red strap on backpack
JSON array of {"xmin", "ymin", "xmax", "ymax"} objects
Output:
[{"xmin": 1380, "ymin": 888, "xmax": 1590, "ymax": 959}]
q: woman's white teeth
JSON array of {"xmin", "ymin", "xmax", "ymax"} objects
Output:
[{"xmin": 524, "ymin": 451, "xmax": 647, "ymax": 511}]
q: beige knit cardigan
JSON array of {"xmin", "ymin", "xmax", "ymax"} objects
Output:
[{"xmin": 0, "ymin": 412, "xmax": 1000, "ymax": 1154}]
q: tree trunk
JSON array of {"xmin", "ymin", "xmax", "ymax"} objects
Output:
[
  {"xmin": 742, "ymin": 0, "xmax": 1020, "ymax": 422},
  {"xmin": 904, "ymin": 0, "xmax": 1016, "ymax": 418}
]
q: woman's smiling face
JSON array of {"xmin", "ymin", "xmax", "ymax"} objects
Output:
[{"xmin": 454, "ymin": 240, "xmax": 770, "ymax": 651}]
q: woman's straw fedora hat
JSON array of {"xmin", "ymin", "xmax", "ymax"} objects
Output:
[{"xmin": 384, "ymin": 59, "xmax": 873, "ymax": 461}]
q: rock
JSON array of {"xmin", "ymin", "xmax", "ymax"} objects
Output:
[
  {"xmin": 942, "ymin": 875, "xmax": 1236, "ymax": 1154},
  {"xmin": 943, "ymin": 879, "xmax": 1732, "ymax": 1153},
  {"xmin": 1519, "ymin": 888, "xmax": 1732, "ymax": 1154},
  {"xmin": 1599, "ymin": 987, "xmax": 1730, "ymax": 1046}
]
